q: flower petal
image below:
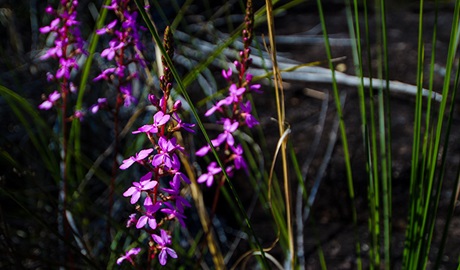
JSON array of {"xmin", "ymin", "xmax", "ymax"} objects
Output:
[{"xmin": 136, "ymin": 216, "xmax": 147, "ymax": 229}]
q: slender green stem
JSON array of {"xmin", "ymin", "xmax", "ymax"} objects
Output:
[
  {"xmin": 377, "ymin": 0, "xmax": 392, "ymax": 268},
  {"xmin": 316, "ymin": 0, "xmax": 361, "ymax": 269}
]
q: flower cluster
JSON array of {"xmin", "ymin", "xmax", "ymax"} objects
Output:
[
  {"xmin": 38, "ymin": 0, "xmax": 85, "ymax": 113},
  {"xmin": 196, "ymin": 0, "xmax": 260, "ymax": 186},
  {"xmin": 93, "ymin": 0, "xmax": 146, "ymax": 111},
  {"xmin": 117, "ymin": 26, "xmax": 194, "ymax": 266}
]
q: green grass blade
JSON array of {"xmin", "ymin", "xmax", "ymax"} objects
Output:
[
  {"xmin": 377, "ymin": 1, "xmax": 392, "ymax": 267},
  {"xmin": 316, "ymin": 0, "xmax": 361, "ymax": 268},
  {"xmin": 408, "ymin": 1, "xmax": 460, "ymax": 268},
  {"xmin": 0, "ymin": 85, "xmax": 59, "ymax": 181}
]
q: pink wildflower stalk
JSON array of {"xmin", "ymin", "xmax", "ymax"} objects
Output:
[
  {"xmin": 118, "ymin": 26, "xmax": 194, "ymax": 266},
  {"xmin": 38, "ymin": 0, "xmax": 85, "ymax": 265},
  {"xmin": 196, "ymin": 0, "xmax": 259, "ymax": 184},
  {"xmin": 38, "ymin": 0, "xmax": 85, "ymax": 113},
  {"xmin": 94, "ymin": 0, "xmax": 148, "ymax": 245}
]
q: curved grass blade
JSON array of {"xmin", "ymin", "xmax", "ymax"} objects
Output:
[{"xmin": 0, "ymin": 85, "xmax": 59, "ymax": 182}]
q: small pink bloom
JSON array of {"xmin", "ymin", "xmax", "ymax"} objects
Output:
[
  {"xmin": 123, "ymin": 172, "xmax": 157, "ymax": 204},
  {"xmin": 38, "ymin": 90, "xmax": 61, "ymax": 110},
  {"xmin": 116, "ymin": 247, "xmax": 141, "ymax": 265}
]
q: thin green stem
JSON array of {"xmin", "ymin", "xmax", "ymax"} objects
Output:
[{"xmin": 316, "ymin": 0, "xmax": 361, "ymax": 268}]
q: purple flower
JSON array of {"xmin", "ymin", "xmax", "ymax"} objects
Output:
[
  {"xmin": 195, "ymin": 145, "xmax": 211, "ymax": 157},
  {"xmin": 173, "ymin": 170, "xmax": 191, "ymax": 184},
  {"xmin": 40, "ymin": 39, "xmax": 65, "ymax": 60},
  {"xmin": 222, "ymin": 68, "xmax": 232, "ymax": 81},
  {"xmin": 152, "ymin": 137, "xmax": 180, "ymax": 169},
  {"xmin": 90, "ymin": 98, "xmax": 108, "ymax": 114},
  {"xmin": 96, "ymin": 20, "xmax": 117, "ymax": 35},
  {"xmin": 231, "ymin": 145, "xmax": 247, "ymax": 171},
  {"xmin": 119, "ymin": 148, "xmax": 153, "ymax": 170},
  {"xmin": 250, "ymin": 83, "xmax": 262, "ymax": 93},
  {"xmin": 120, "ymin": 85, "xmax": 137, "ymax": 107},
  {"xmin": 197, "ymin": 162, "xmax": 221, "ymax": 187},
  {"xmin": 152, "ymin": 230, "xmax": 177, "ymax": 266},
  {"xmin": 172, "ymin": 112, "xmax": 195, "ymax": 133},
  {"xmin": 161, "ymin": 176, "xmax": 191, "ymax": 213},
  {"xmin": 211, "ymin": 118, "xmax": 239, "ymax": 147},
  {"xmin": 101, "ymin": 40, "xmax": 125, "ymax": 60},
  {"xmin": 136, "ymin": 202, "xmax": 161, "ymax": 229},
  {"xmin": 133, "ymin": 111, "xmax": 170, "ymax": 134},
  {"xmin": 56, "ymin": 58, "xmax": 78, "ymax": 79},
  {"xmin": 204, "ymin": 103, "xmax": 221, "ymax": 117},
  {"xmin": 122, "ymin": 11, "xmax": 138, "ymax": 30},
  {"xmin": 204, "ymin": 85, "xmax": 245, "ymax": 117},
  {"xmin": 126, "ymin": 213, "xmax": 137, "ymax": 228},
  {"xmin": 227, "ymin": 83, "xmax": 246, "ymax": 101},
  {"xmin": 39, "ymin": 18, "xmax": 60, "ymax": 34},
  {"xmin": 103, "ymin": 1, "xmax": 118, "ymax": 10},
  {"xmin": 116, "ymin": 247, "xmax": 141, "ymax": 265},
  {"xmin": 161, "ymin": 202, "xmax": 187, "ymax": 227},
  {"xmin": 38, "ymin": 90, "xmax": 61, "ymax": 110},
  {"xmin": 93, "ymin": 67, "xmax": 116, "ymax": 81},
  {"xmin": 241, "ymin": 101, "xmax": 259, "ymax": 127},
  {"xmin": 73, "ymin": 110, "xmax": 84, "ymax": 121},
  {"xmin": 123, "ymin": 172, "xmax": 157, "ymax": 204}
]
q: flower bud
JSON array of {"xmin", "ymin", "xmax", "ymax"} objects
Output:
[
  {"xmin": 45, "ymin": 6, "xmax": 54, "ymax": 14},
  {"xmin": 148, "ymin": 94, "xmax": 159, "ymax": 106},
  {"xmin": 173, "ymin": 100, "xmax": 182, "ymax": 110},
  {"xmin": 245, "ymin": 72, "xmax": 253, "ymax": 82},
  {"xmin": 234, "ymin": 61, "xmax": 241, "ymax": 71}
]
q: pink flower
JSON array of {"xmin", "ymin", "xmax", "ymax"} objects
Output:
[
  {"xmin": 231, "ymin": 145, "xmax": 247, "ymax": 171},
  {"xmin": 222, "ymin": 68, "xmax": 232, "ymax": 81},
  {"xmin": 56, "ymin": 58, "xmax": 78, "ymax": 79},
  {"xmin": 132, "ymin": 111, "xmax": 170, "ymax": 134},
  {"xmin": 197, "ymin": 162, "xmax": 221, "ymax": 187},
  {"xmin": 101, "ymin": 40, "xmax": 125, "ymax": 60},
  {"xmin": 96, "ymin": 20, "xmax": 117, "ymax": 35},
  {"xmin": 119, "ymin": 148, "xmax": 153, "ymax": 170},
  {"xmin": 39, "ymin": 18, "xmax": 60, "ymax": 34},
  {"xmin": 152, "ymin": 230, "xmax": 177, "ymax": 265},
  {"xmin": 211, "ymin": 118, "xmax": 239, "ymax": 147},
  {"xmin": 123, "ymin": 172, "xmax": 157, "ymax": 204},
  {"xmin": 90, "ymin": 98, "xmax": 107, "ymax": 114},
  {"xmin": 136, "ymin": 202, "xmax": 161, "ymax": 229},
  {"xmin": 116, "ymin": 247, "xmax": 141, "ymax": 265},
  {"xmin": 126, "ymin": 213, "xmax": 137, "ymax": 228},
  {"xmin": 241, "ymin": 101, "xmax": 259, "ymax": 127},
  {"xmin": 38, "ymin": 90, "xmax": 61, "ymax": 110},
  {"xmin": 152, "ymin": 137, "xmax": 180, "ymax": 169}
]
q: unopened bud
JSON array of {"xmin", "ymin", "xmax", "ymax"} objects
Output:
[
  {"xmin": 173, "ymin": 100, "xmax": 182, "ymax": 110},
  {"xmin": 148, "ymin": 94, "xmax": 159, "ymax": 106}
]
